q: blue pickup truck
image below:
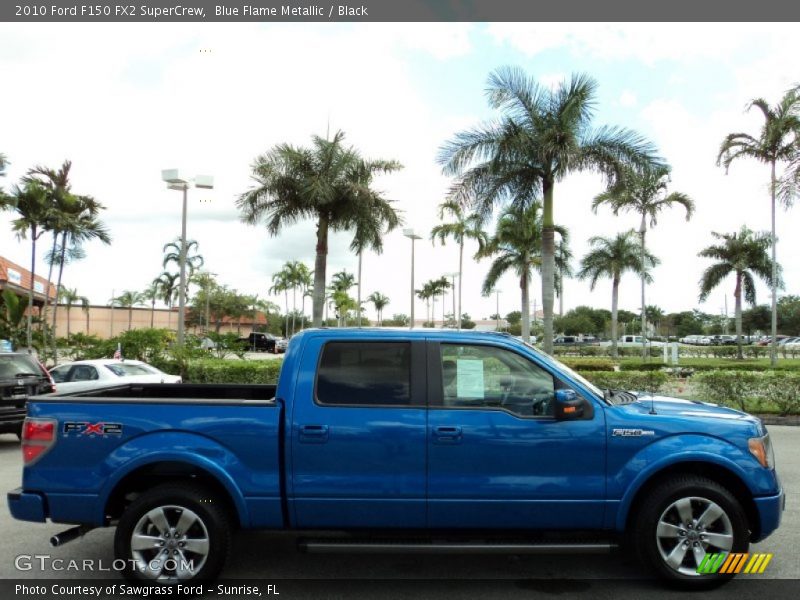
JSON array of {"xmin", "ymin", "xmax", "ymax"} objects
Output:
[{"xmin": 8, "ymin": 329, "xmax": 784, "ymax": 587}]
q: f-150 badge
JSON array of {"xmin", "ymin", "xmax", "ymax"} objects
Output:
[{"xmin": 612, "ymin": 428, "xmax": 655, "ymax": 437}]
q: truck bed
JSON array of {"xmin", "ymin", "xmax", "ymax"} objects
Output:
[{"xmin": 35, "ymin": 382, "xmax": 278, "ymax": 403}]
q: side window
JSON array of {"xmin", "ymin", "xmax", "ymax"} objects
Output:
[
  {"xmin": 316, "ymin": 342, "xmax": 411, "ymax": 406},
  {"xmin": 440, "ymin": 344, "xmax": 556, "ymax": 417},
  {"xmin": 70, "ymin": 366, "xmax": 98, "ymax": 381},
  {"xmin": 50, "ymin": 367, "xmax": 69, "ymax": 383}
]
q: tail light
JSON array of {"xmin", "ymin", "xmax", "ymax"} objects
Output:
[
  {"xmin": 36, "ymin": 359, "xmax": 57, "ymax": 393},
  {"xmin": 22, "ymin": 418, "xmax": 57, "ymax": 465}
]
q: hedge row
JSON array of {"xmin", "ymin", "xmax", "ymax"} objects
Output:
[
  {"xmin": 558, "ymin": 358, "xmax": 615, "ymax": 372},
  {"xmin": 617, "ymin": 359, "xmax": 800, "ymax": 372},
  {"xmin": 551, "ymin": 344, "xmax": 800, "ymax": 360},
  {"xmin": 157, "ymin": 359, "xmax": 283, "ymax": 384},
  {"xmin": 577, "ymin": 370, "xmax": 669, "ymax": 394},
  {"xmin": 692, "ymin": 371, "xmax": 800, "ymax": 415}
]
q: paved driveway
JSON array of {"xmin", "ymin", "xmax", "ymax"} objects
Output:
[{"xmin": 0, "ymin": 426, "xmax": 796, "ymax": 598}]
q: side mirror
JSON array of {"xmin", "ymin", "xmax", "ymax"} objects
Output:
[{"xmin": 553, "ymin": 389, "xmax": 587, "ymax": 420}]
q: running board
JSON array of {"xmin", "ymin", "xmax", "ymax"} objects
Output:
[{"xmin": 299, "ymin": 541, "xmax": 617, "ymax": 554}]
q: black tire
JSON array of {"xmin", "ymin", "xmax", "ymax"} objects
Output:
[
  {"xmin": 114, "ymin": 483, "xmax": 232, "ymax": 583},
  {"xmin": 631, "ymin": 475, "xmax": 750, "ymax": 589}
]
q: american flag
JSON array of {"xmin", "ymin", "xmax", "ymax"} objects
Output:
[{"xmin": 113, "ymin": 344, "xmax": 122, "ymax": 360}]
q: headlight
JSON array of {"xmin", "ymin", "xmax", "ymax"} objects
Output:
[{"xmin": 748, "ymin": 434, "xmax": 775, "ymax": 469}]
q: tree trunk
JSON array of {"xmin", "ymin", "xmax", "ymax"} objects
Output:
[
  {"xmin": 291, "ymin": 286, "xmax": 297, "ymax": 336},
  {"xmin": 66, "ymin": 304, "xmax": 71, "ymax": 338},
  {"xmin": 769, "ymin": 160, "xmax": 778, "ymax": 367},
  {"xmin": 50, "ymin": 232, "xmax": 68, "ymax": 363},
  {"xmin": 150, "ymin": 300, "xmax": 155, "ymax": 328},
  {"xmin": 640, "ymin": 214, "xmax": 648, "ymax": 360},
  {"xmin": 541, "ymin": 178, "xmax": 555, "ymax": 354},
  {"xmin": 128, "ymin": 307, "xmax": 133, "ymax": 330},
  {"xmin": 42, "ymin": 232, "xmax": 58, "ymax": 340},
  {"xmin": 611, "ymin": 274, "xmax": 620, "ymax": 359},
  {"xmin": 27, "ymin": 226, "xmax": 37, "ymax": 351},
  {"xmin": 85, "ymin": 309, "xmax": 89, "ymax": 334},
  {"xmin": 521, "ymin": 268, "xmax": 531, "ymax": 343},
  {"xmin": 284, "ymin": 289, "xmax": 289, "ymax": 337},
  {"xmin": 457, "ymin": 241, "xmax": 464, "ymax": 329},
  {"xmin": 735, "ymin": 271, "xmax": 743, "ymax": 360},
  {"xmin": 312, "ymin": 216, "xmax": 329, "ymax": 327}
]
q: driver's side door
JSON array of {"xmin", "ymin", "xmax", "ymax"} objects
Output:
[{"xmin": 426, "ymin": 341, "xmax": 607, "ymax": 530}]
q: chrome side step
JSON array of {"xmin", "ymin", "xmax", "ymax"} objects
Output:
[{"xmin": 300, "ymin": 541, "xmax": 617, "ymax": 554}]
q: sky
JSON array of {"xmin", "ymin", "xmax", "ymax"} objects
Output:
[{"xmin": 0, "ymin": 22, "xmax": 798, "ymax": 323}]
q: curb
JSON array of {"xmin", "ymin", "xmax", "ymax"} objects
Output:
[{"xmin": 757, "ymin": 414, "xmax": 800, "ymax": 426}]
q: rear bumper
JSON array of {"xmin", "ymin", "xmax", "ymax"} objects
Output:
[
  {"xmin": 752, "ymin": 487, "xmax": 785, "ymax": 542},
  {"xmin": 7, "ymin": 487, "xmax": 46, "ymax": 523}
]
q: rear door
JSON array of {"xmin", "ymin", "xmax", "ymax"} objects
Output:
[
  {"xmin": 290, "ymin": 337, "xmax": 427, "ymax": 528},
  {"xmin": 426, "ymin": 340, "xmax": 606, "ymax": 530}
]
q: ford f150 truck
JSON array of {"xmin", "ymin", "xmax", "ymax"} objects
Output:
[{"xmin": 7, "ymin": 329, "xmax": 784, "ymax": 587}]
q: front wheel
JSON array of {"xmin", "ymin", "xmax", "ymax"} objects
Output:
[
  {"xmin": 114, "ymin": 483, "xmax": 231, "ymax": 583},
  {"xmin": 632, "ymin": 475, "xmax": 750, "ymax": 589}
]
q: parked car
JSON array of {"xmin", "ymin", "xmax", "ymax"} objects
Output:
[
  {"xmin": 8, "ymin": 329, "xmax": 784, "ymax": 587},
  {"xmin": 0, "ymin": 339, "xmax": 13, "ymax": 352},
  {"xmin": 0, "ymin": 352, "xmax": 54, "ymax": 438},
  {"xmin": 48, "ymin": 359, "xmax": 181, "ymax": 394},
  {"xmin": 238, "ymin": 332, "xmax": 279, "ymax": 353},
  {"xmin": 610, "ymin": 335, "xmax": 665, "ymax": 348},
  {"xmin": 275, "ymin": 337, "xmax": 289, "ymax": 353}
]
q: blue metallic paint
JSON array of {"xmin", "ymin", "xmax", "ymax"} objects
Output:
[{"xmin": 8, "ymin": 329, "xmax": 784, "ymax": 545}]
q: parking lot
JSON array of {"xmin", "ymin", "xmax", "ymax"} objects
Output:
[{"xmin": 0, "ymin": 426, "xmax": 796, "ymax": 598}]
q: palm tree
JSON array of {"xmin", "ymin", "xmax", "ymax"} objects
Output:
[
  {"xmin": 0, "ymin": 153, "xmax": 7, "ymax": 189},
  {"xmin": 270, "ymin": 269, "xmax": 291, "ymax": 337},
  {"xmin": 142, "ymin": 282, "xmax": 160, "ymax": 328},
  {"xmin": 163, "ymin": 238, "xmax": 204, "ymax": 280},
  {"xmin": 154, "ymin": 272, "xmax": 179, "ymax": 328},
  {"xmin": 698, "ymin": 227, "xmax": 776, "ymax": 359},
  {"xmin": 416, "ymin": 283, "xmax": 434, "ymax": 324},
  {"xmin": 478, "ymin": 202, "xmax": 566, "ymax": 343},
  {"xmin": 578, "ymin": 231, "xmax": 659, "ymax": 358},
  {"xmin": 295, "ymin": 266, "xmax": 313, "ymax": 330},
  {"xmin": 430, "ymin": 200, "xmax": 487, "ymax": 329},
  {"xmin": 592, "ymin": 164, "xmax": 693, "ymax": 356},
  {"xmin": 439, "ymin": 68, "xmax": 660, "ymax": 354},
  {"xmin": 59, "ymin": 288, "xmax": 89, "ymax": 337},
  {"xmin": 367, "ymin": 292, "xmax": 390, "ymax": 326},
  {"xmin": 718, "ymin": 87, "xmax": 800, "ymax": 366},
  {"xmin": 236, "ymin": 131, "xmax": 402, "ymax": 327},
  {"xmin": 1, "ymin": 181, "xmax": 51, "ymax": 350},
  {"xmin": 112, "ymin": 290, "xmax": 145, "ymax": 330},
  {"xmin": 330, "ymin": 270, "xmax": 356, "ymax": 294},
  {"xmin": 283, "ymin": 261, "xmax": 311, "ymax": 336},
  {"xmin": 555, "ymin": 231, "xmax": 574, "ymax": 318},
  {"xmin": 644, "ymin": 305, "xmax": 665, "ymax": 337}
]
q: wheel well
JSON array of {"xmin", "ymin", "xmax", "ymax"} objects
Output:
[
  {"xmin": 104, "ymin": 461, "xmax": 240, "ymax": 526},
  {"xmin": 625, "ymin": 461, "xmax": 760, "ymax": 539}
]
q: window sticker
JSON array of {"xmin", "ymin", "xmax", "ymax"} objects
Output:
[{"xmin": 456, "ymin": 359, "xmax": 484, "ymax": 399}]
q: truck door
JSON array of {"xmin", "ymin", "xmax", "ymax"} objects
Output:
[
  {"xmin": 426, "ymin": 341, "xmax": 606, "ymax": 530},
  {"xmin": 290, "ymin": 338, "xmax": 427, "ymax": 528}
]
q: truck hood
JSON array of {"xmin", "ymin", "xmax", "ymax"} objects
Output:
[{"xmin": 612, "ymin": 392, "xmax": 763, "ymax": 429}]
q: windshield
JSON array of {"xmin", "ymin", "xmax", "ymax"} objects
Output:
[
  {"xmin": 518, "ymin": 341, "xmax": 605, "ymax": 401},
  {"xmin": 0, "ymin": 354, "xmax": 44, "ymax": 378}
]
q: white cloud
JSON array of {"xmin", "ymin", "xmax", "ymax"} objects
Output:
[{"xmin": 619, "ymin": 90, "xmax": 637, "ymax": 107}]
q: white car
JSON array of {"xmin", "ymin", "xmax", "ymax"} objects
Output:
[{"xmin": 49, "ymin": 359, "xmax": 182, "ymax": 394}]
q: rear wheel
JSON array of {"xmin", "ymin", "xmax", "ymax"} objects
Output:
[
  {"xmin": 114, "ymin": 483, "xmax": 231, "ymax": 583},
  {"xmin": 632, "ymin": 475, "xmax": 749, "ymax": 589}
]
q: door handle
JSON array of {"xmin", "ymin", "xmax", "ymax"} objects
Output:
[
  {"xmin": 299, "ymin": 424, "xmax": 329, "ymax": 443},
  {"xmin": 434, "ymin": 425, "xmax": 462, "ymax": 442}
]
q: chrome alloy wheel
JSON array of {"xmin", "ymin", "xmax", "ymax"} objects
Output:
[
  {"xmin": 130, "ymin": 505, "xmax": 210, "ymax": 582},
  {"xmin": 656, "ymin": 496, "xmax": 734, "ymax": 577}
]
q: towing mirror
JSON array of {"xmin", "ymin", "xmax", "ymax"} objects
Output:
[{"xmin": 553, "ymin": 389, "xmax": 585, "ymax": 420}]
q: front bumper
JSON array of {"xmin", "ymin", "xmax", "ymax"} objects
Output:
[
  {"xmin": 752, "ymin": 487, "xmax": 785, "ymax": 542},
  {"xmin": 7, "ymin": 487, "xmax": 46, "ymax": 523}
]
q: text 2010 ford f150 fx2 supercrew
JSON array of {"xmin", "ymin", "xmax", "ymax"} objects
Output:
[{"xmin": 7, "ymin": 329, "xmax": 784, "ymax": 587}]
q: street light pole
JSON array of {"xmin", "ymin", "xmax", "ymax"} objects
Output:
[
  {"xmin": 162, "ymin": 169, "xmax": 214, "ymax": 346},
  {"xmin": 177, "ymin": 184, "xmax": 188, "ymax": 345},
  {"xmin": 446, "ymin": 272, "xmax": 458, "ymax": 328},
  {"xmin": 495, "ymin": 289, "xmax": 502, "ymax": 331},
  {"xmin": 357, "ymin": 250, "xmax": 362, "ymax": 327},
  {"xmin": 403, "ymin": 229, "xmax": 422, "ymax": 330}
]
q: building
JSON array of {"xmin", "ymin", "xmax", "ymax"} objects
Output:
[{"xmin": 0, "ymin": 256, "xmax": 57, "ymax": 308}]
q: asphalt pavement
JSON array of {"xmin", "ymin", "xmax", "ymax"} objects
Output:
[{"xmin": 0, "ymin": 426, "xmax": 796, "ymax": 599}]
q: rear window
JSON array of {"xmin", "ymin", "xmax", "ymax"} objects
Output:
[
  {"xmin": 0, "ymin": 354, "xmax": 44, "ymax": 379},
  {"xmin": 316, "ymin": 342, "xmax": 411, "ymax": 406},
  {"xmin": 105, "ymin": 363, "xmax": 155, "ymax": 377}
]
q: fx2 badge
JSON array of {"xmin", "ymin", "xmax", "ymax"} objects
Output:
[{"xmin": 63, "ymin": 422, "xmax": 123, "ymax": 437}]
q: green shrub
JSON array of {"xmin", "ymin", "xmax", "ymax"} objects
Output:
[
  {"xmin": 559, "ymin": 357, "xmax": 615, "ymax": 372},
  {"xmin": 618, "ymin": 361, "xmax": 666, "ymax": 372},
  {"xmin": 693, "ymin": 370, "xmax": 800, "ymax": 414},
  {"xmin": 181, "ymin": 359, "xmax": 283, "ymax": 384},
  {"xmin": 578, "ymin": 370, "xmax": 669, "ymax": 394}
]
